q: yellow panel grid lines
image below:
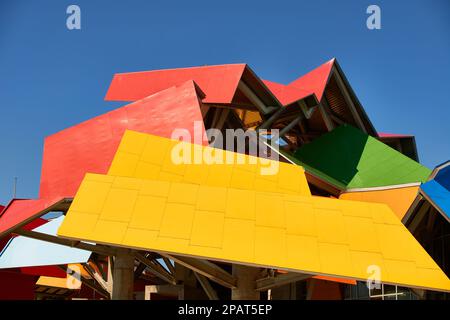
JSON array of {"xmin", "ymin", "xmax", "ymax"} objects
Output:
[
  {"xmin": 58, "ymin": 173, "xmax": 450, "ymax": 293},
  {"xmin": 107, "ymin": 130, "xmax": 311, "ymax": 197}
]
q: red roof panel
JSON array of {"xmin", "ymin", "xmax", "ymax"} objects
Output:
[
  {"xmin": 0, "ymin": 216, "xmax": 47, "ymax": 252},
  {"xmin": 39, "ymin": 80, "xmax": 206, "ymax": 199},
  {"xmin": 0, "ymin": 198, "xmax": 62, "ymax": 237},
  {"xmin": 262, "ymin": 79, "xmax": 314, "ymax": 106},
  {"xmin": 288, "ymin": 58, "xmax": 335, "ymax": 102},
  {"xmin": 20, "ymin": 266, "xmax": 67, "ymax": 278},
  {"xmin": 105, "ymin": 64, "xmax": 246, "ymax": 104},
  {"xmin": 379, "ymin": 132, "xmax": 413, "ymax": 138}
]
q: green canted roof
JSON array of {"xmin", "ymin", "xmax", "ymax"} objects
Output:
[
  {"xmin": 279, "ymin": 149, "xmax": 347, "ymax": 190},
  {"xmin": 291, "ymin": 125, "xmax": 431, "ymax": 190}
]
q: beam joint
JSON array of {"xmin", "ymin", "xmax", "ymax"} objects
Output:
[
  {"xmin": 135, "ymin": 252, "xmax": 176, "ymax": 285},
  {"xmin": 278, "ymin": 114, "xmax": 304, "ymax": 137},
  {"xmin": 194, "ymin": 272, "xmax": 219, "ymax": 300},
  {"xmin": 256, "ymin": 272, "xmax": 310, "ymax": 292},
  {"xmin": 162, "ymin": 254, "xmax": 237, "ymax": 289}
]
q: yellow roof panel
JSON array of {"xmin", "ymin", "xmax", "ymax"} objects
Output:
[
  {"xmin": 107, "ymin": 130, "xmax": 311, "ymax": 196},
  {"xmin": 58, "ymin": 173, "xmax": 450, "ymax": 292},
  {"xmin": 339, "ymin": 186, "xmax": 419, "ymax": 220},
  {"xmin": 36, "ymin": 264, "xmax": 86, "ymax": 289},
  {"xmin": 36, "ymin": 276, "xmax": 69, "ymax": 289}
]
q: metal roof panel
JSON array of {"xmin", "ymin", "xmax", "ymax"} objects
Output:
[{"xmin": 58, "ymin": 173, "xmax": 450, "ymax": 292}]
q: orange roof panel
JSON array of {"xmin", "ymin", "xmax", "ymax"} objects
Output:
[{"xmin": 339, "ymin": 186, "xmax": 419, "ymax": 220}]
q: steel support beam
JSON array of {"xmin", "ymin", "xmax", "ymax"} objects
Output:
[
  {"xmin": 0, "ymin": 198, "xmax": 72, "ymax": 239},
  {"xmin": 135, "ymin": 252, "xmax": 176, "ymax": 285},
  {"xmin": 318, "ymin": 103, "xmax": 334, "ymax": 131},
  {"xmin": 163, "ymin": 257, "xmax": 176, "ymax": 275},
  {"xmin": 194, "ymin": 272, "xmax": 219, "ymax": 300},
  {"xmin": 257, "ymin": 107, "xmax": 288, "ymax": 130},
  {"xmin": 238, "ymin": 81, "xmax": 278, "ymax": 115},
  {"xmin": 256, "ymin": 273, "xmax": 310, "ymax": 291},
  {"xmin": 83, "ymin": 263, "xmax": 110, "ymax": 293},
  {"xmin": 15, "ymin": 229, "xmax": 117, "ymax": 256},
  {"xmin": 333, "ymin": 70, "xmax": 367, "ymax": 133},
  {"xmin": 162, "ymin": 254, "xmax": 237, "ymax": 289},
  {"xmin": 278, "ymin": 114, "xmax": 304, "ymax": 137},
  {"xmin": 408, "ymin": 201, "xmax": 431, "ymax": 234},
  {"xmin": 57, "ymin": 265, "xmax": 110, "ymax": 299},
  {"xmin": 211, "ymin": 108, "xmax": 230, "ymax": 131}
]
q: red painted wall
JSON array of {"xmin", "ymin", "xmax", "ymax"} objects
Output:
[{"xmin": 0, "ymin": 270, "xmax": 36, "ymax": 300}]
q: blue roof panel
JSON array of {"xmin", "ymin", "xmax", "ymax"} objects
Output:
[
  {"xmin": 434, "ymin": 163, "xmax": 450, "ymax": 192},
  {"xmin": 421, "ymin": 180, "xmax": 450, "ymax": 220}
]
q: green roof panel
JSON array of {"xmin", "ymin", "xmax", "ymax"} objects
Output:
[{"xmin": 292, "ymin": 125, "xmax": 431, "ymax": 190}]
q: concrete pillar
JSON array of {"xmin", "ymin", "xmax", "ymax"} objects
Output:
[
  {"xmin": 112, "ymin": 249, "xmax": 135, "ymax": 300},
  {"xmin": 231, "ymin": 265, "xmax": 260, "ymax": 300},
  {"xmin": 271, "ymin": 282, "xmax": 297, "ymax": 300}
]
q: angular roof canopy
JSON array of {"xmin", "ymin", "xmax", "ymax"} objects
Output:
[
  {"xmin": 36, "ymin": 274, "xmax": 76, "ymax": 289},
  {"xmin": 40, "ymin": 80, "xmax": 206, "ymax": 200},
  {"xmin": 3, "ymin": 59, "xmax": 446, "ymax": 296},
  {"xmin": 0, "ymin": 197, "xmax": 70, "ymax": 238},
  {"xmin": 36, "ymin": 276, "xmax": 71, "ymax": 289},
  {"xmin": 291, "ymin": 125, "xmax": 431, "ymax": 190},
  {"xmin": 421, "ymin": 181, "xmax": 450, "ymax": 222},
  {"xmin": 105, "ymin": 64, "xmax": 246, "ymax": 103},
  {"xmin": 107, "ymin": 130, "xmax": 311, "ymax": 196},
  {"xmin": 402, "ymin": 161, "xmax": 450, "ymax": 282},
  {"xmin": 1, "ymin": 81, "xmax": 207, "ymax": 241},
  {"xmin": 105, "ymin": 64, "xmax": 281, "ymax": 111},
  {"xmin": 263, "ymin": 59, "xmax": 334, "ymax": 106},
  {"xmin": 339, "ymin": 186, "xmax": 419, "ymax": 220},
  {"xmin": 378, "ymin": 133, "xmax": 419, "ymax": 162},
  {"xmin": 420, "ymin": 161, "xmax": 450, "ymax": 222},
  {"xmin": 262, "ymin": 59, "xmax": 377, "ymax": 137},
  {"xmin": 288, "ymin": 58, "xmax": 335, "ymax": 102},
  {"xmin": 0, "ymin": 216, "xmax": 90, "ymax": 269},
  {"xmin": 57, "ymin": 131, "xmax": 450, "ymax": 293},
  {"xmin": 430, "ymin": 160, "xmax": 450, "ymax": 189},
  {"xmin": 59, "ymin": 173, "xmax": 450, "ymax": 292},
  {"xmin": 262, "ymin": 79, "xmax": 315, "ymax": 106}
]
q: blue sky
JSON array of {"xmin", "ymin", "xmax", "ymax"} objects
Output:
[{"xmin": 0, "ymin": 0, "xmax": 449, "ymax": 204}]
